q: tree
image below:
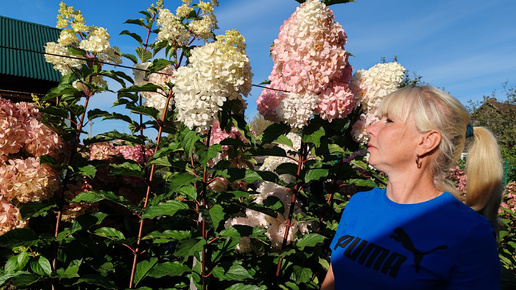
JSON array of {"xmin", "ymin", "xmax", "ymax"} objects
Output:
[{"xmin": 469, "ymin": 82, "xmax": 516, "ymax": 181}]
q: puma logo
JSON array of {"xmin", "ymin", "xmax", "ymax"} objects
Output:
[{"xmin": 389, "ymin": 227, "xmax": 448, "ymax": 273}]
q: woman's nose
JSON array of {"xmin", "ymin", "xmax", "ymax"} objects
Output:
[{"xmin": 366, "ymin": 121, "xmax": 378, "ymax": 137}]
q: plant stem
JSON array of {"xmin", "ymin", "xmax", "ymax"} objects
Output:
[
  {"xmin": 276, "ymin": 141, "xmax": 307, "ymax": 276},
  {"xmin": 200, "ymin": 127, "xmax": 212, "ymax": 290},
  {"xmin": 128, "ymin": 92, "xmax": 173, "ymax": 288}
]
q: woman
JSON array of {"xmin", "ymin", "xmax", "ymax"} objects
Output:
[{"xmin": 321, "ymin": 85, "xmax": 503, "ymax": 289}]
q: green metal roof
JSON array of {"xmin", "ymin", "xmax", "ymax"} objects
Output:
[{"xmin": 0, "ymin": 16, "xmax": 61, "ymax": 82}]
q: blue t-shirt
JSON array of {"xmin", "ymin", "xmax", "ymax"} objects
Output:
[{"xmin": 330, "ymin": 188, "xmax": 500, "ymax": 290}]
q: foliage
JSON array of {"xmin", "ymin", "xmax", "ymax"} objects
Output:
[
  {"xmin": 499, "ymin": 182, "xmax": 516, "ymax": 289},
  {"xmin": 0, "ymin": 1, "xmax": 513, "ymax": 289},
  {"xmin": 469, "ymin": 82, "xmax": 516, "ymax": 181}
]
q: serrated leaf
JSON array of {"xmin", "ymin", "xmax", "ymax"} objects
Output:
[
  {"xmin": 304, "ymin": 168, "xmax": 329, "ymax": 183},
  {"xmin": 142, "ymin": 230, "xmax": 191, "ymax": 241},
  {"xmin": 134, "ymin": 258, "xmax": 158, "ymax": 286},
  {"xmin": 120, "ymin": 30, "xmax": 143, "ymax": 45},
  {"xmin": 275, "ymin": 163, "xmax": 298, "ymax": 177},
  {"xmin": 296, "ymin": 233, "xmax": 326, "ymax": 249},
  {"xmin": 209, "ymin": 204, "xmax": 224, "ymax": 230},
  {"xmin": 18, "ymin": 202, "xmax": 56, "ymax": 219},
  {"xmin": 0, "ymin": 229, "xmax": 38, "ymax": 248},
  {"xmin": 273, "ymin": 134, "xmax": 294, "ymax": 148},
  {"xmin": 147, "ymin": 261, "xmax": 190, "ymax": 278},
  {"xmin": 136, "ymin": 47, "xmax": 152, "ymax": 62},
  {"xmin": 292, "ymin": 265, "xmax": 313, "ymax": 283},
  {"xmin": 30, "ymin": 256, "xmax": 52, "ymax": 276},
  {"xmin": 181, "ymin": 129, "xmax": 200, "ymax": 158},
  {"xmin": 124, "ymin": 18, "xmax": 145, "ymax": 26},
  {"xmin": 79, "ymin": 164, "xmax": 97, "ymax": 179},
  {"xmin": 72, "ymin": 190, "xmax": 135, "ymax": 211},
  {"xmin": 215, "ymin": 264, "xmax": 253, "ymax": 281},
  {"xmin": 142, "ymin": 200, "xmax": 189, "ymax": 219},
  {"xmin": 109, "ymin": 162, "xmax": 144, "ymax": 178},
  {"xmin": 226, "ymin": 284, "xmax": 262, "ymax": 290},
  {"xmin": 261, "ymin": 122, "xmax": 290, "ymax": 144},
  {"xmin": 93, "ymin": 227, "xmax": 126, "ymax": 240}
]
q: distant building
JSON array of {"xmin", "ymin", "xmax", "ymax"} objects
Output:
[
  {"xmin": 0, "ymin": 16, "xmax": 61, "ymax": 103},
  {"xmin": 471, "ymin": 97, "xmax": 515, "ymax": 127}
]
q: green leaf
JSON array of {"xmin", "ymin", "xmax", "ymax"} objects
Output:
[
  {"xmin": 134, "ymin": 258, "xmax": 158, "ymax": 286},
  {"xmin": 147, "ymin": 261, "xmax": 190, "ymax": 278},
  {"xmin": 30, "ymin": 256, "xmax": 52, "ymax": 276},
  {"xmin": 72, "ymin": 190, "xmax": 135, "ymax": 211},
  {"xmin": 124, "ymin": 18, "xmax": 145, "ymax": 26},
  {"xmin": 292, "ymin": 265, "xmax": 313, "ymax": 284},
  {"xmin": 79, "ymin": 164, "xmax": 97, "ymax": 179},
  {"xmin": 76, "ymin": 274, "xmax": 118, "ymax": 289},
  {"xmin": 226, "ymin": 284, "xmax": 262, "ymax": 290},
  {"xmin": 120, "ymin": 30, "xmax": 143, "ymax": 45},
  {"xmin": 55, "ymin": 260, "xmax": 80, "ymax": 279},
  {"xmin": 261, "ymin": 122, "xmax": 290, "ymax": 144},
  {"xmin": 181, "ymin": 129, "xmax": 200, "ymax": 158},
  {"xmin": 304, "ymin": 168, "xmax": 329, "ymax": 183},
  {"xmin": 174, "ymin": 238, "xmax": 206, "ymax": 258},
  {"xmin": 296, "ymin": 233, "xmax": 326, "ymax": 249},
  {"xmin": 0, "ymin": 228, "xmax": 38, "ymax": 248},
  {"xmin": 123, "ymin": 53, "xmax": 138, "ymax": 64},
  {"xmin": 9, "ymin": 272, "xmax": 40, "ymax": 288},
  {"xmin": 273, "ymin": 134, "xmax": 294, "ymax": 148},
  {"xmin": 93, "ymin": 227, "xmax": 126, "ymax": 240},
  {"xmin": 302, "ymin": 126, "xmax": 325, "ymax": 147},
  {"xmin": 275, "ymin": 163, "xmax": 298, "ymax": 177},
  {"xmin": 109, "ymin": 162, "xmax": 144, "ymax": 178},
  {"xmin": 136, "ymin": 46, "xmax": 152, "ymax": 62},
  {"xmin": 142, "ymin": 230, "xmax": 191, "ymax": 241},
  {"xmin": 209, "ymin": 204, "xmax": 224, "ymax": 230},
  {"xmin": 18, "ymin": 202, "xmax": 56, "ymax": 219},
  {"xmin": 39, "ymin": 106, "xmax": 70, "ymax": 119},
  {"xmin": 198, "ymin": 144, "xmax": 222, "ymax": 166},
  {"xmin": 142, "ymin": 200, "xmax": 189, "ymax": 219},
  {"xmin": 166, "ymin": 173, "xmax": 199, "ymax": 191},
  {"xmin": 213, "ymin": 264, "xmax": 253, "ymax": 281}
]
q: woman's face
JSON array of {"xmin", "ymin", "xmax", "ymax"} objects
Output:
[{"xmin": 366, "ymin": 112, "xmax": 423, "ymax": 174}]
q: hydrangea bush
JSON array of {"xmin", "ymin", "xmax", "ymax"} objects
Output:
[{"xmin": 0, "ymin": 0, "xmax": 513, "ymax": 289}]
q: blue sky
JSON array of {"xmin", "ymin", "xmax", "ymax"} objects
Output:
[{"xmin": 2, "ymin": 0, "xmax": 515, "ymax": 136}]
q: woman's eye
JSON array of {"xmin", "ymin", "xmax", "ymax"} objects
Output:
[{"xmin": 386, "ymin": 118, "xmax": 393, "ymax": 123}]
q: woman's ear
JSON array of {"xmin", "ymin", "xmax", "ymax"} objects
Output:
[{"xmin": 418, "ymin": 130, "xmax": 441, "ymax": 155}]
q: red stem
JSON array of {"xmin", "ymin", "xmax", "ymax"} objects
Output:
[
  {"xmin": 276, "ymin": 141, "xmax": 307, "ymax": 276},
  {"xmin": 129, "ymin": 91, "xmax": 173, "ymax": 288}
]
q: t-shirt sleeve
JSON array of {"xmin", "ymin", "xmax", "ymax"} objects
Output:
[{"xmin": 446, "ymin": 222, "xmax": 500, "ymax": 289}]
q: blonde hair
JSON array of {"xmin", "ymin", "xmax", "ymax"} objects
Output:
[{"xmin": 377, "ymin": 85, "xmax": 503, "ymax": 231}]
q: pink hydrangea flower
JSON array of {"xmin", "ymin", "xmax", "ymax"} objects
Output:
[
  {"xmin": 257, "ymin": 0, "xmax": 354, "ymax": 127},
  {"xmin": 0, "ymin": 197, "xmax": 27, "ymax": 235},
  {"xmin": 116, "ymin": 143, "xmax": 153, "ymax": 165},
  {"xmin": 89, "ymin": 142, "xmax": 119, "ymax": 161},
  {"xmin": 0, "ymin": 98, "xmax": 29, "ymax": 155},
  {"xmin": 0, "ymin": 157, "xmax": 58, "ymax": 203}
]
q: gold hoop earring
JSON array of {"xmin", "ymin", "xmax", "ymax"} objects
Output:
[{"xmin": 416, "ymin": 155, "xmax": 422, "ymax": 169}]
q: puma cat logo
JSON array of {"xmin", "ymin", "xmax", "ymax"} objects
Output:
[{"xmin": 389, "ymin": 227, "xmax": 448, "ymax": 273}]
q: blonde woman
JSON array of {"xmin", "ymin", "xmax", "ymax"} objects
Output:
[{"xmin": 322, "ymin": 86, "xmax": 503, "ymax": 289}]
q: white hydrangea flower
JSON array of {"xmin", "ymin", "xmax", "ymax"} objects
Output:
[
  {"xmin": 44, "ymin": 42, "xmax": 84, "ymax": 75},
  {"xmin": 351, "ymin": 62, "xmax": 406, "ymax": 114},
  {"xmin": 79, "ymin": 26, "xmax": 110, "ymax": 53},
  {"xmin": 173, "ymin": 30, "xmax": 253, "ymax": 132},
  {"xmin": 156, "ymin": 8, "xmax": 191, "ymax": 46},
  {"xmin": 276, "ymin": 92, "xmax": 319, "ymax": 129},
  {"xmin": 188, "ymin": 14, "xmax": 217, "ymax": 41},
  {"xmin": 57, "ymin": 29, "xmax": 79, "ymax": 46}
]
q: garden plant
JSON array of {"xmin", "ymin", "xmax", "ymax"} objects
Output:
[{"xmin": 0, "ymin": 0, "xmax": 514, "ymax": 289}]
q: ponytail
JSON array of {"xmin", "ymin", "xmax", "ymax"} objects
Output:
[{"xmin": 466, "ymin": 127, "xmax": 504, "ymax": 233}]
